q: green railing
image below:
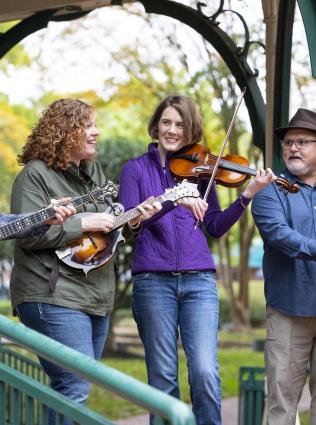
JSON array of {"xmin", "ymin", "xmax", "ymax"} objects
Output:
[
  {"xmin": 0, "ymin": 314, "xmax": 196, "ymax": 425},
  {"xmin": 0, "ymin": 345, "xmax": 50, "ymax": 385},
  {"xmin": 238, "ymin": 366, "xmax": 265, "ymax": 425}
]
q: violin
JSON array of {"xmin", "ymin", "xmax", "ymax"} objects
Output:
[{"xmin": 170, "ymin": 143, "xmax": 299, "ymax": 194}]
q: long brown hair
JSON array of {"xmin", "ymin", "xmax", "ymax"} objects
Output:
[
  {"xmin": 148, "ymin": 94, "xmax": 203, "ymax": 145},
  {"xmin": 18, "ymin": 98, "xmax": 94, "ymax": 170}
]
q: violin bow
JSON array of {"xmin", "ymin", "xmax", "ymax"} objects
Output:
[{"xmin": 195, "ymin": 87, "xmax": 247, "ymax": 229}]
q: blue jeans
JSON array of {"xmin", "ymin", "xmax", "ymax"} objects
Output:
[
  {"xmin": 16, "ymin": 302, "xmax": 109, "ymax": 425},
  {"xmin": 132, "ymin": 271, "xmax": 221, "ymax": 425}
]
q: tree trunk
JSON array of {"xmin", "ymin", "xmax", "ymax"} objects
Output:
[
  {"xmin": 216, "ymin": 193, "xmax": 257, "ymax": 329},
  {"xmin": 236, "ymin": 208, "xmax": 256, "ymax": 328},
  {"xmin": 217, "ymin": 235, "xmax": 239, "ymax": 327},
  {"xmin": 102, "ymin": 277, "xmax": 133, "ymax": 357}
]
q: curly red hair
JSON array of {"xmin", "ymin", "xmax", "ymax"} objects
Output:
[{"xmin": 18, "ymin": 98, "xmax": 94, "ymax": 170}]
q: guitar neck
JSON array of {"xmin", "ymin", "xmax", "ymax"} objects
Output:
[
  {"xmin": 0, "ymin": 207, "xmax": 56, "ymax": 240},
  {"xmin": 113, "ymin": 194, "xmax": 165, "ymax": 229},
  {"xmin": 0, "ymin": 191, "xmax": 101, "ymax": 240}
]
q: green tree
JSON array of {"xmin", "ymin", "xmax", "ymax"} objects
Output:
[
  {"xmin": 96, "ymin": 138, "xmax": 146, "ymax": 352},
  {"xmin": 0, "ymin": 23, "xmax": 32, "ymax": 73},
  {"xmin": 0, "ymin": 97, "xmax": 31, "ymax": 210}
]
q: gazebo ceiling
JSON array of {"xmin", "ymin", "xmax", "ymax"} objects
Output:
[
  {"xmin": 0, "ymin": 0, "xmax": 135, "ymax": 23},
  {"xmin": 0, "ymin": 1, "xmax": 280, "ymax": 24}
]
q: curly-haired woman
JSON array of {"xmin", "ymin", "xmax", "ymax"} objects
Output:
[{"xmin": 10, "ymin": 98, "xmax": 117, "ymax": 424}]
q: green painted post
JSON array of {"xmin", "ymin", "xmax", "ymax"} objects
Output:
[
  {"xmin": 12, "ymin": 387, "xmax": 21, "ymax": 425},
  {"xmin": 0, "ymin": 381, "xmax": 5, "ymax": 424},
  {"xmin": 25, "ymin": 395, "xmax": 35, "ymax": 425},
  {"xmin": 297, "ymin": 0, "xmax": 316, "ymax": 78},
  {"xmin": 238, "ymin": 367, "xmax": 265, "ymax": 425}
]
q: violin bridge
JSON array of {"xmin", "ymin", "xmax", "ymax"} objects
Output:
[{"xmin": 204, "ymin": 153, "xmax": 209, "ymax": 165}]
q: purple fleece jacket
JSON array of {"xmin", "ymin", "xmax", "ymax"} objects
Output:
[{"xmin": 119, "ymin": 143, "xmax": 250, "ymax": 274}]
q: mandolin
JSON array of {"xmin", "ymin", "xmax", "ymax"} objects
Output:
[
  {"xmin": 0, "ymin": 180, "xmax": 119, "ymax": 241},
  {"xmin": 55, "ymin": 180, "xmax": 200, "ymax": 274}
]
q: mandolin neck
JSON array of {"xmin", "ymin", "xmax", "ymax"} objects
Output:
[{"xmin": 113, "ymin": 195, "xmax": 165, "ymax": 229}]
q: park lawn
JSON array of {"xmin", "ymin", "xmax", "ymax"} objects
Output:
[
  {"xmin": 219, "ymin": 327, "xmax": 265, "ymax": 344},
  {"xmin": 87, "ymin": 347, "xmax": 264, "ymax": 420},
  {"xmin": 300, "ymin": 412, "xmax": 309, "ymax": 425}
]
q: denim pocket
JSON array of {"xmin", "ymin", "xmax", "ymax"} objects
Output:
[
  {"xmin": 15, "ymin": 306, "xmax": 21, "ymax": 321},
  {"xmin": 133, "ymin": 272, "xmax": 151, "ymax": 280},
  {"xmin": 198, "ymin": 271, "xmax": 216, "ymax": 283},
  {"xmin": 16, "ymin": 302, "xmax": 45, "ymax": 323}
]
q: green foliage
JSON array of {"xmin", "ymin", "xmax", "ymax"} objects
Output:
[
  {"xmin": 97, "ymin": 90, "xmax": 156, "ymax": 144},
  {"xmin": 0, "ymin": 98, "xmax": 31, "ymax": 211},
  {"xmin": 250, "ymin": 295, "xmax": 267, "ymax": 327},
  {"xmin": 219, "ymin": 295, "xmax": 232, "ymax": 327},
  {"xmin": 219, "ymin": 328, "xmax": 266, "ymax": 345},
  {"xmin": 97, "ymin": 138, "xmax": 147, "ymax": 183},
  {"xmin": 0, "ymin": 240, "xmax": 14, "ymax": 259},
  {"xmin": 0, "ymin": 23, "xmax": 32, "ymax": 73},
  {"xmin": 87, "ymin": 357, "xmax": 147, "ymax": 418},
  {"xmin": 218, "ymin": 281, "xmax": 266, "ymax": 327},
  {"xmin": 0, "ymin": 299, "xmax": 12, "ymax": 316},
  {"xmin": 300, "ymin": 412, "xmax": 310, "ymax": 425},
  {"xmin": 97, "ymin": 138, "xmax": 149, "ymax": 326},
  {"xmin": 219, "ymin": 350, "xmax": 264, "ymax": 398}
]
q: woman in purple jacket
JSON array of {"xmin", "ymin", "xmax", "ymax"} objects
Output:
[{"xmin": 119, "ymin": 94, "xmax": 274, "ymax": 425}]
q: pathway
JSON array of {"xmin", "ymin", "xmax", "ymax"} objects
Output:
[{"xmin": 117, "ymin": 384, "xmax": 311, "ymax": 425}]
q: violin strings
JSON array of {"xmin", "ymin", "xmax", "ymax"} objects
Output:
[{"xmin": 206, "ymin": 153, "xmax": 256, "ymax": 175}]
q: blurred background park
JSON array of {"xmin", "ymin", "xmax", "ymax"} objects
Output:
[{"xmin": 1, "ymin": 1, "xmax": 316, "ymax": 423}]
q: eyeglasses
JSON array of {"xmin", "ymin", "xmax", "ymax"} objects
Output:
[{"xmin": 280, "ymin": 139, "xmax": 316, "ymax": 149}]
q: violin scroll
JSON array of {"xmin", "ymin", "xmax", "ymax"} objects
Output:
[{"xmin": 275, "ymin": 177, "xmax": 299, "ymax": 194}]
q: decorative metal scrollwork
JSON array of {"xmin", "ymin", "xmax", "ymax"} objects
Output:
[{"xmin": 196, "ymin": 1, "xmax": 265, "ymax": 77}]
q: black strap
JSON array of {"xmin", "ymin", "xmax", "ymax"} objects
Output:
[{"xmin": 48, "ymin": 255, "xmax": 59, "ymax": 293}]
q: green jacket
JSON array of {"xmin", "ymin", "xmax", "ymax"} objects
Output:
[{"xmin": 10, "ymin": 159, "xmax": 116, "ymax": 316}]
